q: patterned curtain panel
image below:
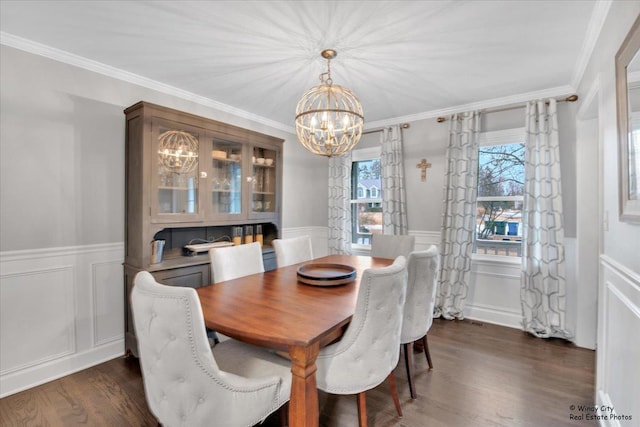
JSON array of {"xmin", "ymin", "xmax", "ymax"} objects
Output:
[
  {"xmin": 435, "ymin": 112, "xmax": 480, "ymax": 320},
  {"xmin": 380, "ymin": 125, "xmax": 409, "ymax": 235},
  {"xmin": 328, "ymin": 153, "xmax": 352, "ymax": 254},
  {"xmin": 521, "ymin": 99, "xmax": 571, "ymax": 339}
]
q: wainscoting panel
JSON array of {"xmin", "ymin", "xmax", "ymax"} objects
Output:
[
  {"xmin": 281, "ymin": 226, "xmax": 329, "ymax": 258},
  {"xmin": 0, "ymin": 266, "xmax": 76, "ymax": 375},
  {"xmin": 410, "ymin": 230, "xmax": 441, "ymax": 250},
  {"xmin": 92, "ymin": 260, "xmax": 125, "ymax": 346},
  {"xmin": 0, "ymin": 244, "xmax": 124, "ymax": 398},
  {"xmin": 597, "ymin": 256, "xmax": 640, "ymax": 427},
  {"xmin": 466, "ymin": 256, "xmax": 523, "ymax": 328}
]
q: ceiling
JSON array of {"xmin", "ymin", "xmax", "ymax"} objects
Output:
[{"xmin": 0, "ymin": 1, "xmax": 602, "ymax": 131}]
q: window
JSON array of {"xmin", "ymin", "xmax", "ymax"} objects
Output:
[
  {"xmin": 474, "ymin": 129, "xmax": 525, "ymax": 257},
  {"xmin": 351, "ymin": 147, "xmax": 382, "ymax": 245}
]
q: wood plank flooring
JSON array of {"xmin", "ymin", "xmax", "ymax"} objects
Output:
[{"xmin": 0, "ymin": 319, "xmax": 596, "ymax": 426}]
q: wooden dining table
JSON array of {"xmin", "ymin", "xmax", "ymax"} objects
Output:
[{"xmin": 195, "ymin": 253, "xmax": 393, "ymax": 427}]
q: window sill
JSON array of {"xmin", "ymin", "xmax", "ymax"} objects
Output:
[
  {"xmin": 472, "ymin": 253, "xmax": 522, "ymax": 265},
  {"xmin": 351, "ymin": 244, "xmax": 371, "ymax": 256}
]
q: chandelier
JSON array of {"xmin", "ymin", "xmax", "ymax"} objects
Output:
[
  {"xmin": 295, "ymin": 49, "xmax": 364, "ymax": 157},
  {"xmin": 157, "ymin": 130, "xmax": 199, "ymax": 174}
]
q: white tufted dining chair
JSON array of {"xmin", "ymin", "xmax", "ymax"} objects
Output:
[
  {"xmin": 399, "ymin": 246, "xmax": 440, "ymax": 399},
  {"xmin": 370, "ymin": 234, "xmax": 415, "ymax": 259},
  {"xmin": 272, "ymin": 235, "xmax": 314, "ymax": 267},
  {"xmin": 315, "ymin": 256, "xmax": 408, "ymax": 427},
  {"xmin": 131, "ymin": 271, "xmax": 291, "ymax": 427},
  {"xmin": 209, "ymin": 241, "xmax": 264, "ymax": 283}
]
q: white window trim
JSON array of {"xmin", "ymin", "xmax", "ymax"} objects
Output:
[
  {"xmin": 351, "ymin": 147, "xmax": 382, "ymax": 251},
  {"xmin": 478, "ymin": 127, "xmax": 525, "ymax": 147},
  {"xmin": 477, "ymin": 196, "xmax": 523, "ymax": 202},
  {"xmin": 351, "ymin": 198, "xmax": 381, "ymax": 205},
  {"xmin": 474, "ymin": 127, "xmax": 526, "ymax": 263},
  {"xmin": 351, "ymin": 146, "xmax": 381, "ymax": 161}
]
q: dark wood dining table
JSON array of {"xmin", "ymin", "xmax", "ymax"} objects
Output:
[{"xmin": 195, "ymin": 254, "xmax": 393, "ymax": 427}]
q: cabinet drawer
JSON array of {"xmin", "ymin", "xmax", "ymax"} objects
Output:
[{"xmin": 152, "ymin": 264, "xmax": 210, "ymax": 288}]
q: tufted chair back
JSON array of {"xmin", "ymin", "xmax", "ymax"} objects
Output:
[
  {"xmin": 371, "ymin": 234, "xmax": 415, "ymax": 259},
  {"xmin": 316, "ymin": 256, "xmax": 408, "ymax": 394},
  {"xmin": 401, "ymin": 246, "xmax": 440, "ymax": 344},
  {"xmin": 209, "ymin": 241, "xmax": 264, "ymax": 283},
  {"xmin": 131, "ymin": 271, "xmax": 291, "ymax": 427},
  {"xmin": 272, "ymin": 235, "xmax": 314, "ymax": 267}
]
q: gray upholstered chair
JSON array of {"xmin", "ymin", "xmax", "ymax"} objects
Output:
[
  {"xmin": 131, "ymin": 271, "xmax": 291, "ymax": 427},
  {"xmin": 272, "ymin": 235, "xmax": 314, "ymax": 267},
  {"xmin": 209, "ymin": 241, "xmax": 264, "ymax": 283},
  {"xmin": 400, "ymin": 246, "xmax": 439, "ymax": 399},
  {"xmin": 370, "ymin": 234, "xmax": 415, "ymax": 259},
  {"xmin": 315, "ymin": 256, "xmax": 408, "ymax": 427}
]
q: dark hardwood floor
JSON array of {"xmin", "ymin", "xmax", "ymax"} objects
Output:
[{"xmin": 0, "ymin": 319, "xmax": 596, "ymax": 427}]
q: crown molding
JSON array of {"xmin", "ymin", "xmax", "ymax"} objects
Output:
[
  {"xmin": 570, "ymin": 0, "xmax": 612, "ymax": 89},
  {"xmin": 0, "ymin": 32, "xmax": 294, "ymax": 134},
  {"xmin": 364, "ymin": 84, "xmax": 576, "ymax": 129}
]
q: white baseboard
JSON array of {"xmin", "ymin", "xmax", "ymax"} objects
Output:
[
  {"xmin": 464, "ymin": 303, "xmax": 522, "ymax": 329},
  {"xmin": 0, "ymin": 340, "xmax": 123, "ymax": 398},
  {"xmin": 596, "ymin": 390, "xmax": 623, "ymax": 427}
]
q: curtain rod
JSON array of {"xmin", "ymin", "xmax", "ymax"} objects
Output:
[
  {"xmin": 363, "ymin": 123, "xmax": 410, "ymax": 135},
  {"xmin": 436, "ymin": 94, "xmax": 578, "ymax": 123}
]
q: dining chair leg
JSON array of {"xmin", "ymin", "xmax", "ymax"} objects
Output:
[
  {"xmin": 279, "ymin": 402, "xmax": 289, "ymax": 427},
  {"xmin": 357, "ymin": 391, "xmax": 368, "ymax": 427},
  {"xmin": 403, "ymin": 343, "xmax": 416, "ymax": 399},
  {"xmin": 387, "ymin": 370, "xmax": 403, "ymax": 416},
  {"xmin": 422, "ymin": 335, "xmax": 433, "ymax": 370}
]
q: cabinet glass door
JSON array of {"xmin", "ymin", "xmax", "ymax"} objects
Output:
[
  {"xmin": 251, "ymin": 146, "xmax": 277, "ymax": 216},
  {"xmin": 153, "ymin": 120, "xmax": 203, "ymax": 222},
  {"xmin": 210, "ymin": 138, "xmax": 243, "ymax": 217}
]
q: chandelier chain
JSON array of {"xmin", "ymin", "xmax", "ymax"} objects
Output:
[{"xmin": 320, "ymin": 56, "xmax": 333, "ymax": 86}]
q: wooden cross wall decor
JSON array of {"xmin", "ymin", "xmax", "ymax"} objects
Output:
[{"xmin": 416, "ymin": 158, "xmax": 432, "ymax": 182}]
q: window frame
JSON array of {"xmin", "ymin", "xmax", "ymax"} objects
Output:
[
  {"xmin": 350, "ymin": 147, "xmax": 382, "ymax": 250},
  {"xmin": 474, "ymin": 128, "xmax": 526, "ymax": 260}
]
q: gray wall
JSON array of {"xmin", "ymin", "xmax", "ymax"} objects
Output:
[{"xmin": 0, "ymin": 45, "xmax": 327, "ymax": 251}]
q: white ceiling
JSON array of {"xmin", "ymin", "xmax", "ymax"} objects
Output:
[{"xmin": 0, "ymin": 1, "xmax": 602, "ymax": 130}]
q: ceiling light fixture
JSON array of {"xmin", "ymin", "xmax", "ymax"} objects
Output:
[{"xmin": 295, "ymin": 49, "xmax": 364, "ymax": 157}]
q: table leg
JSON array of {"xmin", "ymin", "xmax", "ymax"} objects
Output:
[{"xmin": 288, "ymin": 342, "xmax": 320, "ymax": 427}]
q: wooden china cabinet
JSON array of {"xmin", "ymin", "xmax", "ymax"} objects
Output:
[{"xmin": 123, "ymin": 101, "xmax": 283, "ymax": 356}]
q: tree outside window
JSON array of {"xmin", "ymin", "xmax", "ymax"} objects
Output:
[{"xmin": 475, "ymin": 142, "xmax": 525, "ymax": 257}]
